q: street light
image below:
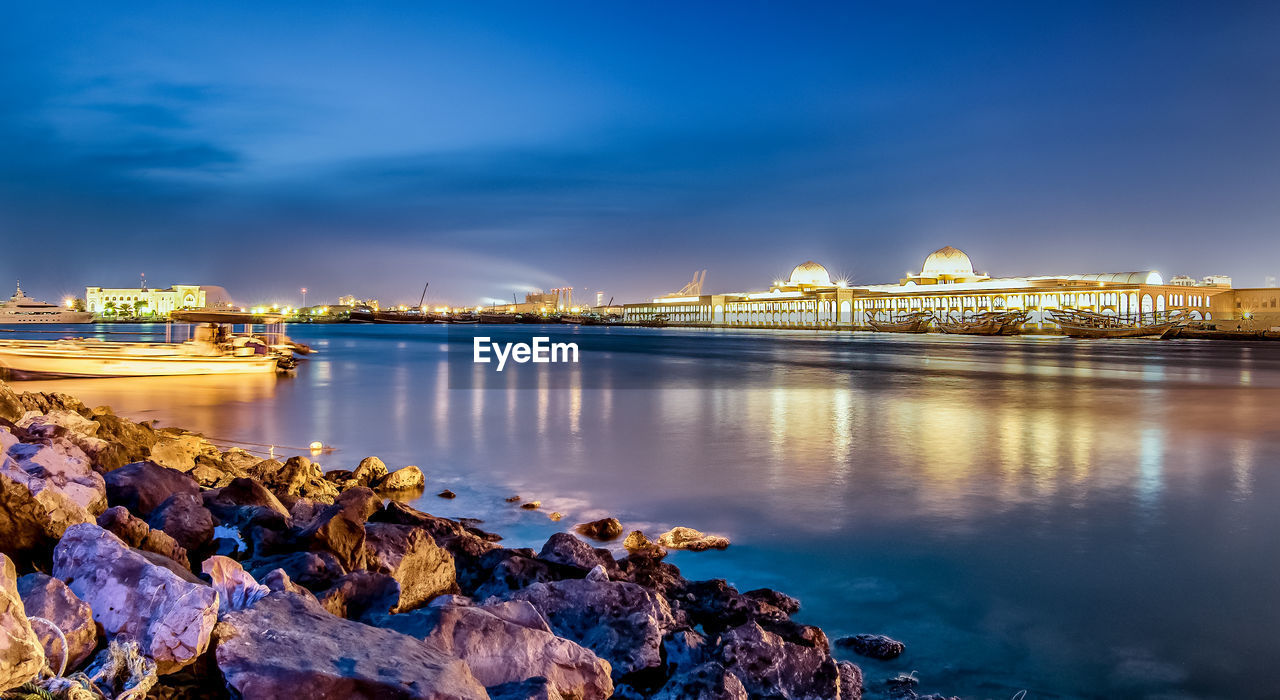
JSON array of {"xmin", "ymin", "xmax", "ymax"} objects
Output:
[{"xmin": 301, "ymin": 287, "xmax": 308, "ymax": 308}]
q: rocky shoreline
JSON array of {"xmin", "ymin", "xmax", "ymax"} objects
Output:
[{"xmin": 0, "ymin": 380, "xmax": 955, "ymax": 700}]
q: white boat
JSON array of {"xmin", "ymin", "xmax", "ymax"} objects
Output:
[
  {"xmin": 0, "ymin": 282, "xmax": 94, "ymax": 324},
  {"xmin": 0, "ymin": 325, "xmax": 280, "ymax": 378}
]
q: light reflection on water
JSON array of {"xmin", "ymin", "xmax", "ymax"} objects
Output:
[{"xmin": 10, "ymin": 323, "xmax": 1280, "ymax": 699}]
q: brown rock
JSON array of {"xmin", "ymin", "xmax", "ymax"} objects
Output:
[
  {"xmin": 365, "ymin": 522, "xmax": 457, "ymax": 611},
  {"xmin": 716, "ymin": 621, "xmax": 842, "ymax": 700},
  {"xmin": 97, "ymin": 505, "xmax": 190, "ymax": 569},
  {"xmin": 0, "ymin": 553, "xmax": 45, "ymax": 690},
  {"xmin": 657, "ymin": 527, "xmax": 730, "ymax": 552},
  {"xmin": 1, "ymin": 429, "xmax": 103, "ymax": 560},
  {"xmin": 103, "ymin": 460, "xmax": 199, "ymax": 517},
  {"xmin": 214, "ymin": 591, "xmax": 487, "ymax": 699},
  {"xmin": 622, "ymin": 530, "xmax": 667, "ymax": 558},
  {"xmin": 351, "ymin": 456, "xmax": 388, "ymax": 487},
  {"xmin": 574, "ymin": 518, "xmax": 623, "ymax": 542},
  {"xmin": 382, "ymin": 600, "xmax": 613, "ymax": 699},
  {"xmin": 377, "ymin": 465, "xmax": 425, "ymax": 491},
  {"xmin": 148, "ymin": 492, "xmax": 216, "ymax": 552},
  {"xmin": 16, "ymin": 573, "xmax": 98, "ymax": 671}
]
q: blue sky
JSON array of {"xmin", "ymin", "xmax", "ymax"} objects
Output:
[{"xmin": 2, "ymin": 1, "xmax": 1278, "ymax": 306}]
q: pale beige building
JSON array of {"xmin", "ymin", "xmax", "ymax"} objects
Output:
[
  {"xmin": 85, "ymin": 284, "xmax": 207, "ymax": 317},
  {"xmin": 624, "ymin": 246, "xmax": 1233, "ymax": 332}
]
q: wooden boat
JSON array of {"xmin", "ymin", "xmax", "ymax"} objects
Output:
[
  {"xmin": 479, "ymin": 313, "xmax": 517, "ymax": 324},
  {"xmin": 996, "ymin": 311, "xmax": 1030, "ymax": 335},
  {"xmin": 865, "ymin": 310, "xmax": 931, "ymax": 333},
  {"xmin": 434, "ymin": 314, "xmax": 479, "ymax": 324},
  {"xmin": 633, "ymin": 314, "xmax": 669, "ymax": 327},
  {"xmin": 1048, "ymin": 309, "xmax": 1181, "ymax": 339},
  {"xmin": 936, "ymin": 312, "xmax": 1003, "ymax": 335},
  {"xmin": 1164, "ymin": 323, "xmax": 1280, "ymax": 341},
  {"xmin": 348, "ymin": 307, "xmax": 376, "ymax": 323},
  {"xmin": 560, "ymin": 314, "xmax": 604, "ymax": 325}
]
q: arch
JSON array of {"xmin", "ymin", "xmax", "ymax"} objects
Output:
[{"xmin": 1142, "ymin": 294, "xmax": 1154, "ymax": 314}]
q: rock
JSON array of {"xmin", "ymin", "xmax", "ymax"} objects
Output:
[
  {"xmin": 651, "ymin": 661, "xmax": 748, "ymax": 700},
  {"xmin": 537, "ymin": 533, "xmax": 618, "ymax": 575},
  {"xmin": 1, "ymin": 430, "xmax": 104, "ymax": 559},
  {"xmin": 16, "ymin": 573, "xmax": 98, "ymax": 671},
  {"xmin": 323, "ymin": 468, "xmax": 355, "ymax": 489},
  {"xmin": 837, "ymin": 660, "xmax": 864, "ymax": 700},
  {"xmin": 487, "ymin": 677, "xmax": 566, "ymax": 700},
  {"xmin": 377, "ymin": 465, "xmax": 425, "ymax": 491},
  {"xmin": 148, "ymin": 433, "xmax": 218, "ymax": 473},
  {"xmin": 97, "ymin": 506, "xmax": 190, "ymax": 569},
  {"xmin": 508, "ymin": 578, "xmax": 676, "ymax": 683},
  {"xmin": 371, "ymin": 501, "xmax": 501, "ymax": 593},
  {"xmin": 298, "ymin": 486, "xmax": 381, "ymax": 571},
  {"xmin": 585, "ymin": 565, "xmax": 610, "ymax": 582},
  {"xmin": 622, "ymin": 530, "xmax": 667, "ymax": 558},
  {"xmin": 716, "ymin": 621, "xmax": 842, "ymax": 700},
  {"xmin": 0, "ymin": 553, "xmax": 45, "ymax": 690},
  {"xmin": 288, "ymin": 497, "xmax": 325, "ymax": 528},
  {"xmin": 88, "ymin": 410, "xmax": 159, "ymax": 466},
  {"xmin": 663, "ymin": 628, "xmax": 709, "ymax": 676},
  {"xmin": 16, "ymin": 411, "xmax": 116, "ymax": 472},
  {"xmin": 148, "ymin": 492, "xmax": 216, "ymax": 553},
  {"xmin": 836, "ymin": 633, "xmax": 905, "ymax": 660},
  {"xmin": 365, "ymin": 522, "xmax": 457, "ymax": 611},
  {"xmin": 318, "ymin": 571, "xmax": 401, "ymax": 621},
  {"xmin": 743, "ymin": 588, "xmax": 801, "ymax": 616},
  {"xmin": 438, "ymin": 489, "xmax": 457, "ymax": 499},
  {"xmin": 213, "ymin": 591, "xmax": 487, "ymax": 699},
  {"xmin": 104, "ymin": 460, "xmax": 200, "ymax": 517},
  {"xmin": 574, "ymin": 518, "xmax": 623, "ymax": 542},
  {"xmin": 246, "ymin": 550, "xmax": 347, "ymax": 592},
  {"xmin": 520, "ymin": 500, "xmax": 541, "ymax": 510},
  {"xmin": 203, "ymin": 477, "xmax": 291, "ymax": 529},
  {"xmin": 53, "ymin": 523, "xmax": 219, "ymax": 674},
  {"xmin": 673, "ymin": 579, "xmax": 794, "ymax": 635},
  {"xmin": 657, "ymin": 527, "xmax": 730, "ymax": 552},
  {"xmin": 472, "ymin": 551, "xmax": 581, "ymax": 601},
  {"xmin": 383, "ymin": 600, "xmax": 614, "ymax": 700},
  {"xmin": 505, "ymin": 495, "xmax": 521, "ymax": 503},
  {"xmin": 351, "ymin": 456, "xmax": 388, "ymax": 487},
  {"xmin": 248, "ymin": 456, "xmax": 339, "ymax": 504}
]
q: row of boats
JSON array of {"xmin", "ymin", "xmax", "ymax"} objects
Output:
[
  {"xmin": 348, "ymin": 308, "xmax": 620, "ymax": 325},
  {"xmin": 867, "ymin": 309, "xmax": 1280, "ymax": 339}
]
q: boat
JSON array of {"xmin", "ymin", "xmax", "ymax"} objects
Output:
[
  {"xmin": 1048, "ymin": 309, "xmax": 1182, "ymax": 339},
  {"xmin": 0, "ymin": 329, "xmax": 280, "ymax": 378},
  {"xmin": 0, "ymin": 282, "xmax": 94, "ymax": 324},
  {"xmin": 935, "ymin": 310, "xmax": 1028, "ymax": 335},
  {"xmin": 560, "ymin": 314, "xmax": 604, "ymax": 325},
  {"xmin": 479, "ymin": 313, "xmax": 517, "ymax": 324},
  {"xmin": 1163, "ymin": 322, "xmax": 1280, "ymax": 341},
  {"xmin": 434, "ymin": 314, "xmax": 479, "ymax": 324},
  {"xmin": 865, "ymin": 310, "xmax": 931, "ymax": 333},
  {"xmin": 633, "ymin": 314, "xmax": 670, "ymax": 328}
]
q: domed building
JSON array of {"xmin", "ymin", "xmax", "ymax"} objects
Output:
[
  {"xmin": 622, "ymin": 244, "xmax": 1225, "ymax": 331},
  {"xmin": 784, "ymin": 261, "xmax": 833, "ymax": 288},
  {"xmin": 906, "ymin": 246, "xmax": 989, "ymax": 284}
]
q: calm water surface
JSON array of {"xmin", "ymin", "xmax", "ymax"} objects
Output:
[{"xmin": 11, "ymin": 324, "xmax": 1280, "ymax": 699}]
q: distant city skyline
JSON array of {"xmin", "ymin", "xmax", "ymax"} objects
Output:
[{"xmin": 3, "ymin": 1, "xmax": 1279, "ymax": 305}]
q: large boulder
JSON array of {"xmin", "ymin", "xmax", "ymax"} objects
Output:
[
  {"xmin": 104, "ymin": 461, "xmax": 200, "ymax": 517},
  {"xmin": 537, "ymin": 533, "xmax": 618, "ymax": 575},
  {"xmin": 651, "ymin": 661, "xmax": 748, "ymax": 700},
  {"xmin": 318, "ymin": 571, "xmax": 401, "ymax": 622},
  {"xmin": 97, "ymin": 506, "xmax": 190, "ymax": 569},
  {"xmin": 1, "ymin": 428, "xmax": 106, "ymax": 559},
  {"xmin": 16, "ymin": 411, "xmax": 116, "ymax": 472},
  {"xmin": 365, "ymin": 522, "xmax": 457, "ymax": 611},
  {"xmin": 246, "ymin": 550, "xmax": 347, "ymax": 592},
  {"xmin": 507, "ymin": 578, "xmax": 676, "ymax": 684},
  {"xmin": 203, "ymin": 477, "xmax": 291, "ymax": 530},
  {"xmin": 376, "ymin": 465, "xmax": 425, "ymax": 492},
  {"xmin": 716, "ymin": 620, "xmax": 842, "ymax": 700},
  {"xmin": 52, "ymin": 523, "xmax": 219, "ymax": 674},
  {"xmin": 148, "ymin": 492, "xmax": 216, "ymax": 553},
  {"xmin": 297, "ymin": 487, "xmax": 381, "ymax": 571},
  {"xmin": 351, "ymin": 456, "xmax": 389, "ymax": 487},
  {"xmin": 148, "ymin": 433, "xmax": 219, "ymax": 473},
  {"xmin": 381, "ymin": 600, "xmax": 613, "ymax": 700},
  {"xmin": 88, "ymin": 409, "xmax": 159, "ymax": 465},
  {"xmin": 16, "ymin": 572, "xmax": 97, "ymax": 671},
  {"xmin": 656, "ymin": 527, "xmax": 730, "ymax": 552},
  {"xmin": 836, "ymin": 633, "xmax": 905, "ymax": 661},
  {"xmin": 248, "ymin": 456, "xmax": 339, "ymax": 504},
  {"xmin": 0, "ymin": 553, "xmax": 44, "ymax": 691},
  {"xmin": 213, "ymin": 591, "xmax": 487, "ymax": 699}
]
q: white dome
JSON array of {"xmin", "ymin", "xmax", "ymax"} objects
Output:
[
  {"xmin": 787, "ymin": 261, "xmax": 832, "ymax": 287},
  {"xmin": 921, "ymin": 246, "xmax": 975, "ymax": 278}
]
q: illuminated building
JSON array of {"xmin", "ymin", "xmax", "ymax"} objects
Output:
[
  {"xmin": 85, "ymin": 284, "xmax": 207, "ymax": 317},
  {"xmin": 623, "ymin": 246, "xmax": 1236, "ymax": 331}
]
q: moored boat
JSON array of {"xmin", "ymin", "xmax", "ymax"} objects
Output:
[
  {"xmin": 0, "ymin": 283, "xmax": 94, "ymax": 324},
  {"xmin": 1049, "ymin": 309, "xmax": 1182, "ymax": 339},
  {"xmin": 865, "ymin": 311, "xmax": 931, "ymax": 333}
]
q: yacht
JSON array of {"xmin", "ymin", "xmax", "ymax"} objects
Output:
[{"xmin": 0, "ymin": 283, "xmax": 94, "ymax": 324}]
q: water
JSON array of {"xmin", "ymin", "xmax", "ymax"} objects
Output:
[{"xmin": 8, "ymin": 323, "xmax": 1280, "ymax": 699}]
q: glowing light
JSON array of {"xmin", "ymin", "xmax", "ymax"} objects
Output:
[
  {"xmin": 308, "ymin": 441, "xmax": 324, "ymax": 452},
  {"xmin": 63, "ymin": 298, "xmax": 73, "ymax": 308},
  {"xmin": 654, "ymin": 296, "xmax": 700, "ymax": 303}
]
